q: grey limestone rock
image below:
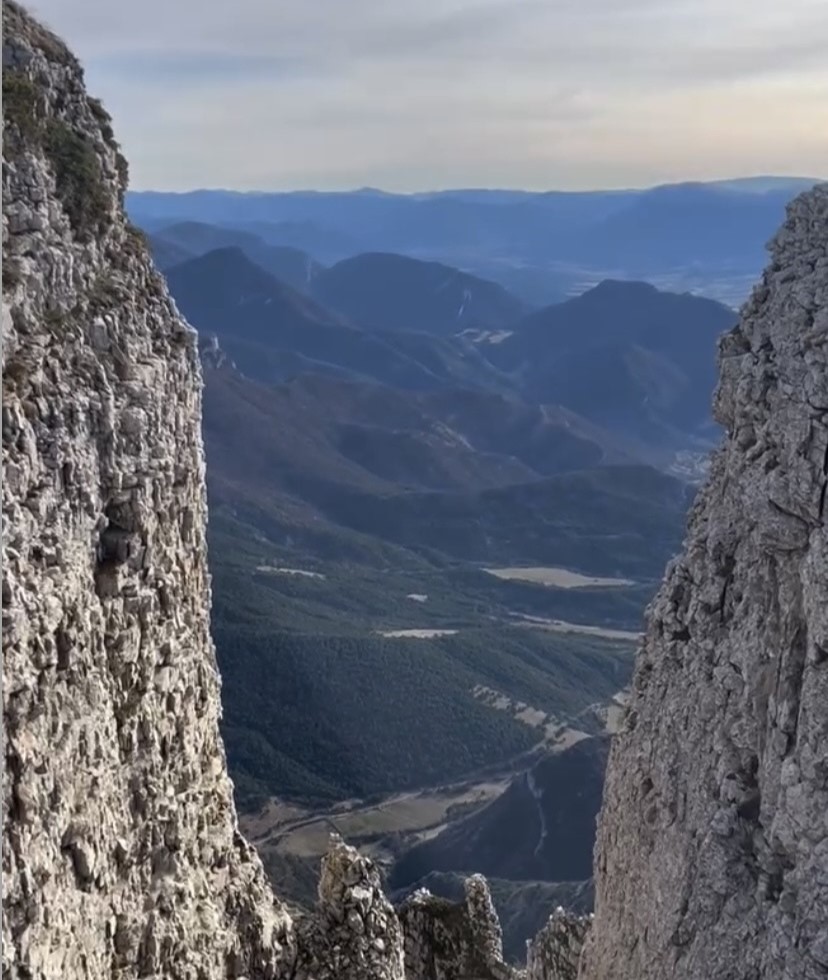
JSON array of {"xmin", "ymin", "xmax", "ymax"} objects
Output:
[
  {"xmin": 399, "ymin": 875, "xmax": 518, "ymax": 980},
  {"xmin": 294, "ymin": 836, "xmax": 406, "ymax": 980},
  {"xmin": 579, "ymin": 184, "xmax": 828, "ymax": 979},
  {"xmin": 526, "ymin": 909, "xmax": 590, "ymax": 980},
  {"xmin": 2, "ymin": 3, "xmax": 294, "ymax": 976}
]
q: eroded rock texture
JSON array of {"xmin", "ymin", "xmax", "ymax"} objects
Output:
[
  {"xmin": 526, "ymin": 909, "xmax": 590, "ymax": 980},
  {"xmin": 399, "ymin": 875, "xmax": 518, "ymax": 980},
  {"xmin": 294, "ymin": 837, "xmax": 406, "ymax": 980},
  {"xmin": 580, "ymin": 185, "xmax": 828, "ymax": 979},
  {"xmin": 1, "ymin": 3, "xmax": 293, "ymax": 976}
]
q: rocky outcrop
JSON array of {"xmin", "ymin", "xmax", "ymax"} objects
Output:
[
  {"xmin": 399, "ymin": 875, "xmax": 518, "ymax": 980},
  {"xmin": 526, "ymin": 909, "xmax": 590, "ymax": 980},
  {"xmin": 1, "ymin": 3, "xmax": 294, "ymax": 976},
  {"xmin": 294, "ymin": 837, "xmax": 405, "ymax": 980},
  {"xmin": 579, "ymin": 185, "xmax": 828, "ymax": 979}
]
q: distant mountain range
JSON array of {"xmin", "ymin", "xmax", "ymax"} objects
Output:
[
  {"xmin": 167, "ymin": 248, "xmax": 513, "ymax": 393},
  {"xmin": 163, "ymin": 243, "xmax": 735, "ymax": 459},
  {"xmin": 132, "ymin": 176, "xmax": 824, "ymax": 306},
  {"xmin": 152, "ymin": 220, "xmax": 324, "ymax": 292}
]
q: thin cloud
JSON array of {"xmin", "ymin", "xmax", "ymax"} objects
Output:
[{"xmin": 29, "ymin": 0, "xmax": 828, "ymax": 190}]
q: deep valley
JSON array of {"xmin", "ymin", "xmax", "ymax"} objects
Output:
[{"xmin": 127, "ymin": 201, "xmax": 774, "ymax": 959}]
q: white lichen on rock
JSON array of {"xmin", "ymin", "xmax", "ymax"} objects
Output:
[{"xmin": 579, "ymin": 184, "xmax": 828, "ymax": 979}]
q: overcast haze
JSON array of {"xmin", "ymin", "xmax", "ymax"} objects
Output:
[{"xmin": 31, "ymin": 0, "xmax": 828, "ymax": 192}]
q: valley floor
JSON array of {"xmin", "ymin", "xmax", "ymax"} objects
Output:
[{"xmin": 241, "ymin": 667, "xmax": 626, "ymax": 891}]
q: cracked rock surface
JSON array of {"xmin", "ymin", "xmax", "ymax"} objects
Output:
[
  {"xmin": 2, "ymin": 4, "xmax": 293, "ymax": 976},
  {"xmin": 526, "ymin": 909, "xmax": 590, "ymax": 980},
  {"xmin": 579, "ymin": 184, "xmax": 828, "ymax": 980}
]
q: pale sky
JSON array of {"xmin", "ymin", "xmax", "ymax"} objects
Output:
[{"xmin": 30, "ymin": 0, "xmax": 828, "ymax": 192}]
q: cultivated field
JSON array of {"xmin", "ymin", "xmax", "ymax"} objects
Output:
[
  {"xmin": 485, "ymin": 566, "xmax": 634, "ymax": 589},
  {"xmin": 242, "ymin": 778, "xmax": 511, "ymax": 861}
]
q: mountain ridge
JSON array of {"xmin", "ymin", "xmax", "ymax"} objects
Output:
[
  {"xmin": 313, "ymin": 250, "xmax": 527, "ymax": 335},
  {"xmin": 165, "ymin": 242, "xmax": 738, "ymax": 463},
  {"xmin": 489, "ymin": 279, "xmax": 737, "ymax": 450},
  {"xmin": 167, "ymin": 246, "xmax": 518, "ymax": 394}
]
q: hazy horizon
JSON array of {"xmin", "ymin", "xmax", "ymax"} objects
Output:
[
  {"xmin": 127, "ymin": 175, "xmax": 825, "ymax": 196},
  {"xmin": 33, "ymin": 0, "xmax": 828, "ymax": 193}
]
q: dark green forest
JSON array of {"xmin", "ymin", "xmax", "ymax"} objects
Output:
[{"xmin": 215, "ymin": 621, "xmax": 633, "ymax": 809}]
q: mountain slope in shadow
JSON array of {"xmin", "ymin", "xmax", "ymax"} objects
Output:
[
  {"xmin": 488, "ymin": 279, "xmax": 737, "ymax": 449},
  {"xmin": 166, "ymin": 247, "xmax": 515, "ymax": 393},
  {"xmin": 313, "ymin": 251, "xmax": 528, "ymax": 335}
]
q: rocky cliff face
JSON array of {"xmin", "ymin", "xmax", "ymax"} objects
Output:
[
  {"xmin": 1, "ymin": 4, "xmax": 295, "ymax": 977},
  {"xmin": 579, "ymin": 185, "xmax": 828, "ymax": 979},
  {"xmin": 526, "ymin": 910, "xmax": 590, "ymax": 980}
]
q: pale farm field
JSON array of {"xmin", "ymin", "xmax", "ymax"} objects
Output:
[
  {"xmin": 241, "ymin": 779, "xmax": 510, "ymax": 860},
  {"xmin": 485, "ymin": 566, "xmax": 634, "ymax": 589}
]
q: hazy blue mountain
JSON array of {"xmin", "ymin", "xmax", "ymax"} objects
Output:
[
  {"xmin": 165, "ymin": 241, "xmax": 736, "ymax": 461},
  {"xmin": 128, "ymin": 178, "xmax": 822, "ymax": 306},
  {"xmin": 487, "ymin": 279, "xmax": 737, "ymax": 449},
  {"xmin": 164, "ymin": 247, "xmax": 515, "ymax": 393},
  {"xmin": 155, "ymin": 219, "xmax": 270, "ymax": 255},
  {"xmin": 147, "ymin": 234, "xmax": 192, "ymax": 270},
  {"xmin": 313, "ymin": 252, "xmax": 528, "ymax": 335},
  {"xmin": 127, "ymin": 179, "xmax": 817, "ymax": 269},
  {"xmin": 230, "ymin": 219, "xmax": 361, "ymax": 263},
  {"xmin": 705, "ymin": 175, "xmax": 821, "ymax": 194},
  {"xmin": 568, "ymin": 182, "xmax": 800, "ymax": 273},
  {"xmin": 152, "ymin": 221, "xmax": 324, "ymax": 291}
]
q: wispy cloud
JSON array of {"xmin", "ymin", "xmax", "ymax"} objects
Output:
[{"xmin": 30, "ymin": 0, "xmax": 828, "ymax": 190}]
